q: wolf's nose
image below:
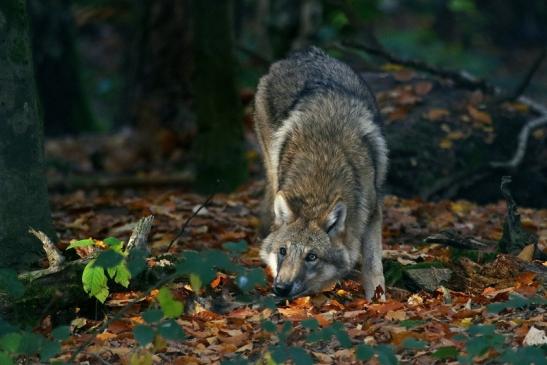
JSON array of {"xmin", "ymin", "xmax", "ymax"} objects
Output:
[{"xmin": 273, "ymin": 282, "xmax": 293, "ymax": 297}]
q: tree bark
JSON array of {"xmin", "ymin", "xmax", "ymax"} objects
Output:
[
  {"xmin": 126, "ymin": 0, "xmax": 194, "ymax": 133},
  {"xmin": 192, "ymin": 0, "xmax": 247, "ymax": 193},
  {"xmin": 0, "ymin": 0, "xmax": 56, "ymax": 268}
]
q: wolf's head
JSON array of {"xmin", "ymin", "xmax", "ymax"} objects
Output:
[{"xmin": 260, "ymin": 192, "xmax": 353, "ymax": 297}]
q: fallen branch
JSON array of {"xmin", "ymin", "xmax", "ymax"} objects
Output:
[
  {"xmin": 424, "ymin": 230, "xmax": 494, "ymax": 251},
  {"xmin": 340, "ymin": 40, "xmax": 496, "ymax": 93},
  {"xmin": 28, "ymin": 228, "xmax": 64, "ymax": 269},
  {"xmin": 18, "ymin": 215, "xmax": 154, "ymax": 283},
  {"xmin": 490, "ymin": 103, "xmax": 547, "ymax": 169},
  {"xmin": 339, "ymin": 40, "xmax": 547, "ymax": 169}
]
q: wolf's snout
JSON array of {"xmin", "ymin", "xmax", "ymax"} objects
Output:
[{"xmin": 273, "ymin": 281, "xmax": 293, "ymax": 297}]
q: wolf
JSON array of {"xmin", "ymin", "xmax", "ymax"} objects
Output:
[{"xmin": 254, "ymin": 47, "xmax": 388, "ymax": 300}]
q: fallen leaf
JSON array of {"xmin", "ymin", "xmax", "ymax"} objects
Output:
[
  {"xmin": 235, "ymin": 342, "xmax": 253, "ymax": 352},
  {"xmin": 517, "ymin": 244, "xmax": 535, "ymax": 262},
  {"xmin": 278, "ymin": 307, "xmax": 309, "ymax": 321},
  {"xmin": 424, "ymin": 108, "xmax": 450, "ymax": 121},
  {"xmin": 393, "ymin": 69, "xmax": 416, "ymax": 82},
  {"xmin": 407, "ymin": 294, "xmax": 424, "ymax": 306},
  {"xmin": 386, "ymin": 309, "xmax": 407, "ymax": 321},
  {"xmin": 523, "ymin": 326, "xmax": 547, "ymax": 346},
  {"xmin": 516, "ymin": 271, "xmax": 536, "ymax": 286},
  {"xmin": 96, "ymin": 331, "xmax": 117, "ymax": 342},
  {"xmin": 467, "ymin": 105, "xmax": 492, "ymax": 124},
  {"xmin": 439, "ymin": 138, "xmax": 453, "ymax": 149},
  {"xmin": 414, "ymin": 81, "xmax": 433, "ymax": 96}
]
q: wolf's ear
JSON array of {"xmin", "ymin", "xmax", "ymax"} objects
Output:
[
  {"xmin": 274, "ymin": 192, "xmax": 293, "ymax": 225},
  {"xmin": 325, "ymin": 202, "xmax": 346, "ymax": 236}
]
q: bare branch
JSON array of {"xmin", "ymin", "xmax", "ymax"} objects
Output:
[
  {"xmin": 491, "ymin": 114, "xmax": 547, "ymax": 168},
  {"xmin": 125, "ymin": 215, "xmax": 154, "ymax": 254},
  {"xmin": 424, "ymin": 230, "xmax": 494, "ymax": 251},
  {"xmin": 28, "ymin": 228, "xmax": 64, "ymax": 269}
]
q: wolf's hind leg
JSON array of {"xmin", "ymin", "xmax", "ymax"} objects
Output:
[{"xmin": 361, "ymin": 204, "xmax": 385, "ymax": 300}]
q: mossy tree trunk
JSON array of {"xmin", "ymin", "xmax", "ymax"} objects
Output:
[
  {"xmin": 192, "ymin": 0, "xmax": 247, "ymax": 193},
  {"xmin": 0, "ymin": 0, "xmax": 56, "ymax": 269},
  {"xmin": 28, "ymin": 0, "xmax": 97, "ymax": 136}
]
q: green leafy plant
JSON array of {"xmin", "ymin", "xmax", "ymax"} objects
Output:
[
  {"xmin": 356, "ymin": 343, "xmax": 398, "ymax": 365},
  {"xmin": 132, "ymin": 287, "xmax": 185, "ymax": 347},
  {"xmin": 0, "ymin": 325, "xmax": 71, "ymax": 364},
  {"xmin": 303, "ymin": 318, "xmax": 352, "ymax": 348},
  {"xmin": 68, "ymin": 236, "xmax": 132, "ymax": 302}
]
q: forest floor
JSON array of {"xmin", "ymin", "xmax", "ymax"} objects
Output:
[
  {"xmin": 35, "ymin": 61, "xmax": 547, "ymax": 364},
  {"xmin": 41, "ymin": 178, "xmax": 546, "ymax": 364}
]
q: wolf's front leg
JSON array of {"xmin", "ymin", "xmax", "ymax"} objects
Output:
[{"xmin": 361, "ymin": 205, "xmax": 385, "ymax": 300}]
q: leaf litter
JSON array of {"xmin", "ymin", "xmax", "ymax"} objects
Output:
[{"xmin": 43, "ymin": 179, "xmax": 547, "ymax": 364}]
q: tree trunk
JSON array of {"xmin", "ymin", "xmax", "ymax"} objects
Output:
[
  {"xmin": 192, "ymin": 0, "xmax": 247, "ymax": 193},
  {"xmin": 0, "ymin": 0, "xmax": 56, "ymax": 269},
  {"xmin": 126, "ymin": 0, "xmax": 194, "ymax": 133},
  {"xmin": 28, "ymin": 0, "xmax": 97, "ymax": 136}
]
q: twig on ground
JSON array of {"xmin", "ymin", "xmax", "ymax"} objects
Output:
[
  {"xmin": 165, "ymin": 193, "xmax": 215, "ymax": 252},
  {"xmin": 424, "ymin": 230, "xmax": 494, "ymax": 251},
  {"xmin": 491, "ymin": 105, "xmax": 547, "ymax": 169},
  {"xmin": 339, "ymin": 40, "xmax": 547, "ymax": 169},
  {"xmin": 28, "ymin": 228, "xmax": 64, "ymax": 269},
  {"xmin": 19, "ymin": 216, "xmax": 153, "ymax": 282}
]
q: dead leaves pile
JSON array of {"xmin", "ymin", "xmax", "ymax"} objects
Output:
[{"xmin": 43, "ymin": 181, "xmax": 547, "ymax": 364}]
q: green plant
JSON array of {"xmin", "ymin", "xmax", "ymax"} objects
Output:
[{"xmin": 67, "ymin": 237, "xmax": 131, "ymax": 302}]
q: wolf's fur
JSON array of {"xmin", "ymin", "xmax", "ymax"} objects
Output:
[{"xmin": 254, "ymin": 47, "xmax": 388, "ymax": 299}]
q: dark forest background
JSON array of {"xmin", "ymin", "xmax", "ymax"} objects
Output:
[
  {"xmin": 31, "ymin": 0, "xmax": 547, "ymax": 208},
  {"xmin": 1, "ymin": 2, "xmax": 546, "ymax": 363}
]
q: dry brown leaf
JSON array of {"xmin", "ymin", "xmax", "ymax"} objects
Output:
[
  {"xmin": 439, "ymin": 138, "xmax": 453, "ymax": 149},
  {"xmin": 424, "ymin": 108, "xmax": 450, "ymax": 121},
  {"xmin": 235, "ymin": 342, "xmax": 253, "ymax": 352},
  {"xmin": 467, "ymin": 105, "xmax": 492, "ymax": 124},
  {"xmin": 515, "ymin": 271, "xmax": 536, "ymax": 286},
  {"xmin": 414, "ymin": 81, "xmax": 433, "ymax": 96},
  {"xmin": 312, "ymin": 351, "xmax": 334, "ymax": 364},
  {"xmin": 173, "ymin": 356, "xmax": 200, "ymax": 365},
  {"xmin": 385, "ymin": 309, "xmax": 407, "ymax": 321},
  {"xmin": 517, "ymin": 244, "xmax": 535, "ymax": 262},
  {"xmin": 278, "ymin": 307, "xmax": 309, "ymax": 321},
  {"xmin": 314, "ymin": 314, "xmax": 332, "ymax": 327},
  {"xmin": 393, "ymin": 69, "xmax": 416, "ymax": 82},
  {"xmin": 407, "ymin": 294, "xmax": 424, "ymax": 306},
  {"xmin": 446, "ymin": 131, "xmax": 466, "ymax": 140},
  {"xmin": 96, "ymin": 331, "xmax": 117, "ymax": 342}
]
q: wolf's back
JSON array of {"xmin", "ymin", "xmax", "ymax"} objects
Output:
[{"xmin": 255, "ymin": 46, "xmax": 382, "ymax": 130}]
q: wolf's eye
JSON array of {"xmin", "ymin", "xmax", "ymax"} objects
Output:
[
  {"xmin": 305, "ymin": 253, "xmax": 317, "ymax": 262},
  {"xmin": 279, "ymin": 247, "xmax": 287, "ymax": 256}
]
